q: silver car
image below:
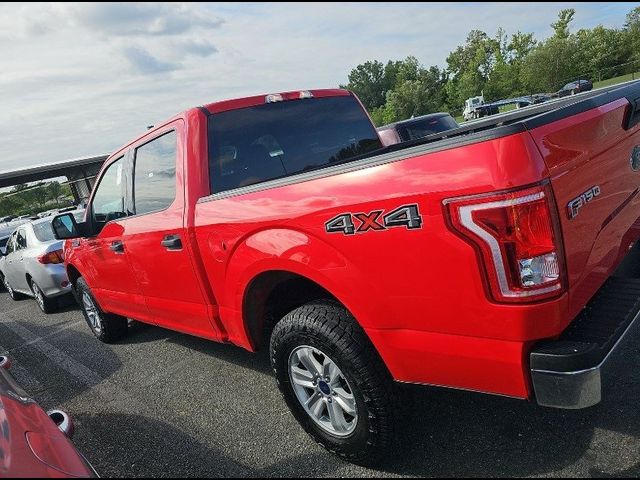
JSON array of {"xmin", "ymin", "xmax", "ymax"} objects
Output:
[{"xmin": 0, "ymin": 219, "xmax": 72, "ymax": 313}]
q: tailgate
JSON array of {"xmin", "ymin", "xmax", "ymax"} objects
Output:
[{"xmin": 526, "ymin": 84, "xmax": 640, "ymax": 320}]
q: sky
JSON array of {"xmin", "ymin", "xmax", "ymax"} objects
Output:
[{"xmin": 0, "ymin": 2, "xmax": 637, "ymax": 171}]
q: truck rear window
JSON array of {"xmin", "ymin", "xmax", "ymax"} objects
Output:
[{"xmin": 208, "ymin": 95, "xmax": 382, "ymax": 193}]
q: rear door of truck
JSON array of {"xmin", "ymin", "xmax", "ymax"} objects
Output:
[{"xmin": 525, "ymin": 82, "xmax": 640, "ymax": 320}]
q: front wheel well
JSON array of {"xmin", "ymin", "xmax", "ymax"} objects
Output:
[{"xmin": 243, "ymin": 271, "xmax": 336, "ymax": 351}]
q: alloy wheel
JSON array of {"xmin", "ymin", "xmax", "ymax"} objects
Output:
[
  {"xmin": 288, "ymin": 346, "xmax": 358, "ymax": 437},
  {"xmin": 32, "ymin": 282, "xmax": 44, "ymax": 310},
  {"xmin": 82, "ymin": 292, "xmax": 101, "ymax": 333}
]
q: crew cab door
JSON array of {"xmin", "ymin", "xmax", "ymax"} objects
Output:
[
  {"xmin": 86, "ymin": 156, "xmax": 148, "ymax": 319},
  {"xmin": 122, "ymin": 123, "xmax": 216, "ymax": 339}
]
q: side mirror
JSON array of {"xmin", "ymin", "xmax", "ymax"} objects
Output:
[{"xmin": 51, "ymin": 213, "xmax": 85, "ymax": 240}]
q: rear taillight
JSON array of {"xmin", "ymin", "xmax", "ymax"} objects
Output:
[
  {"xmin": 38, "ymin": 249, "xmax": 64, "ymax": 265},
  {"xmin": 444, "ymin": 182, "xmax": 566, "ymax": 303}
]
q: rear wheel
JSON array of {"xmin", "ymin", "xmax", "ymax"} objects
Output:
[
  {"xmin": 270, "ymin": 300, "xmax": 397, "ymax": 465},
  {"xmin": 30, "ymin": 279, "xmax": 57, "ymax": 314},
  {"xmin": 2, "ymin": 274, "xmax": 26, "ymax": 301},
  {"xmin": 76, "ymin": 277, "xmax": 128, "ymax": 343}
]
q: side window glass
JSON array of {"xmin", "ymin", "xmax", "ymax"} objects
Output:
[
  {"xmin": 92, "ymin": 157, "xmax": 126, "ymax": 224},
  {"xmin": 16, "ymin": 229, "xmax": 27, "ymax": 250},
  {"xmin": 133, "ymin": 131, "xmax": 177, "ymax": 216}
]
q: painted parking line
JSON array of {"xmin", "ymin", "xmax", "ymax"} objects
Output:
[
  {"xmin": 0, "ymin": 319, "xmax": 83, "ymax": 354},
  {"xmin": 1, "ymin": 320, "xmax": 125, "ymax": 404}
]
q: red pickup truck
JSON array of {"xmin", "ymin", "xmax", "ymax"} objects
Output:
[{"xmin": 51, "ymin": 84, "xmax": 640, "ymax": 464}]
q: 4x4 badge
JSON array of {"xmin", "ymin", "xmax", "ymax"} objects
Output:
[{"xmin": 631, "ymin": 145, "xmax": 640, "ymax": 171}]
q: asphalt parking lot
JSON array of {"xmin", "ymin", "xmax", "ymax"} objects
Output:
[{"xmin": 1, "ymin": 292, "xmax": 640, "ymax": 477}]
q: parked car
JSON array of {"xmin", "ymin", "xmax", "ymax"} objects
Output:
[
  {"xmin": 0, "ymin": 355, "xmax": 96, "ymax": 477},
  {"xmin": 0, "ymin": 218, "xmax": 72, "ymax": 313},
  {"xmin": 0, "ymin": 218, "xmax": 32, "ymax": 255},
  {"xmin": 52, "ymin": 83, "xmax": 640, "ymax": 464},
  {"xmin": 37, "ymin": 209, "xmax": 58, "ymax": 219},
  {"xmin": 558, "ymin": 79, "xmax": 593, "ymax": 97},
  {"xmin": 377, "ymin": 112, "xmax": 459, "ymax": 146}
]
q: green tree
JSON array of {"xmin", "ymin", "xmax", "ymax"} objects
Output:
[
  {"xmin": 445, "ymin": 30, "xmax": 498, "ymax": 111},
  {"xmin": 32, "ymin": 186, "xmax": 48, "ymax": 208},
  {"xmin": 575, "ymin": 26, "xmax": 627, "ymax": 81},
  {"xmin": 520, "ymin": 10, "xmax": 581, "ymax": 92},
  {"xmin": 48, "ymin": 181, "xmax": 63, "ymax": 206},
  {"xmin": 0, "ymin": 194, "xmax": 22, "ymax": 216},
  {"xmin": 342, "ymin": 60, "xmax": 400, "ymax": 110},
  {"xmin": 508, "ymin": 32, "xmax": 537, "ymax": 62},
  {"xmin": 520, "ymin": 35, "xmax": 582, "ymax": 92},
  {"xmin": 624, "ymin": 6, "xmax": 640, "ymax": 64},
  {"xmin": 385, "ymin": 63, "xmax": 447, "ymax": 121},
  {"xmin": 552, "ymin": 8, "xmax": 575, "ymax": 39}
]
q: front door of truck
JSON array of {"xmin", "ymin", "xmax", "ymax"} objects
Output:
[
  {"xmin": 87, "ymin": 156, "xmax": 147, "ymax": 320},
  {"xmin": 121, "ymin": 123, "xmax": 216, "ymax": 339}
]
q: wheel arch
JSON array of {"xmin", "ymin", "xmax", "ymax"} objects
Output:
[
  {"xmin": 242, "ymin": 270, "xmax": 337, "ymax": 350},
  {"xmin": 220, "ymin": 228, "xmax": 389, "ymax": 351}
]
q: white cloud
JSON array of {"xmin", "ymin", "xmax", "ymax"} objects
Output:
[{"xmin": 0, "ymin": 2, "xmax": 636, "ymax": 171}]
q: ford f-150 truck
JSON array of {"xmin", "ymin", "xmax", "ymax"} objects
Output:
[{"xmin": 51, "ymin": 83, "xmax": 640, "ymax": 464}]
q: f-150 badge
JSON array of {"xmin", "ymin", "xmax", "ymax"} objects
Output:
[{"xmin": 567, "ymin": 186, "xmax": 600, "ymax": 220}]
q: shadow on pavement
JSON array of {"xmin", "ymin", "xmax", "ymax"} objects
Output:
[
  {"xmin": 1, "ymin": 323, "xmax": 123, "ymax": 409},
  {"xmin": 74, "ymin": 413, "xmax": 340, "ymax": 478}
]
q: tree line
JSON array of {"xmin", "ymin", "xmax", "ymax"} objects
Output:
[
  {"xmin": 0, "ymin": 181, "xmax": 73, "ymax": 217},
  {"xmin": 342, "ymin": 7, "xmax": 640, "ymax": 126}
]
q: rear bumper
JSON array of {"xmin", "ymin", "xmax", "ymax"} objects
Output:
[
  {"xmin": 35, "ymin": 264, "xmax": 71, "ymax": 298},
  {"xmin": 530, "ymin": 277, "xmax": 640, "ymax": 409}
]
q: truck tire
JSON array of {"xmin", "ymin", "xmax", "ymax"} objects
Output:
[
  {"xmin": 76, "ymin": 277, "xmax": 128, "ymax": 343},
  {"xmin": 30, "ymin": 279, "xmax": 56, "ymax": 314},
  {"xmin": 270, "ymin": 300, "xmax": 397, "ymax": 465}
]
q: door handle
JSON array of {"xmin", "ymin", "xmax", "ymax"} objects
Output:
[
  {"xmin": 109, "ymin": 241, "xmax": 124, "ymax": 254},
  {"xmin": 161, "ymin": 234, "xmax": 182, "ymax": 251}
]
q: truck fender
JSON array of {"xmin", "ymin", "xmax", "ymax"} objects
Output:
[{"xmin": 220, "ymin": 228, "xmax": 388, "ymax": 350}]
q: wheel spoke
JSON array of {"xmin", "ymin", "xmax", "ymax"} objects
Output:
[
  {"xmin": 333, "ymin": 387, "xmax": 356, "ymax": 416},
  {"xmin": 291, "ymin": 366, "xmax": 315, "ymax": 389},
  {"xmin": 323, "ymin": 358, "xmax": 339, "ymax": 383},
  {"xmin": 297, "ymin": 349, "xmax": 322, "ymax": 377},
  {"xmin": 305, "ymin": 393, "xmax": 325, "ymax": 420},
  {"xmin": 327, "ymin": 399, "xmax": 349, "ymax": 433}
]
